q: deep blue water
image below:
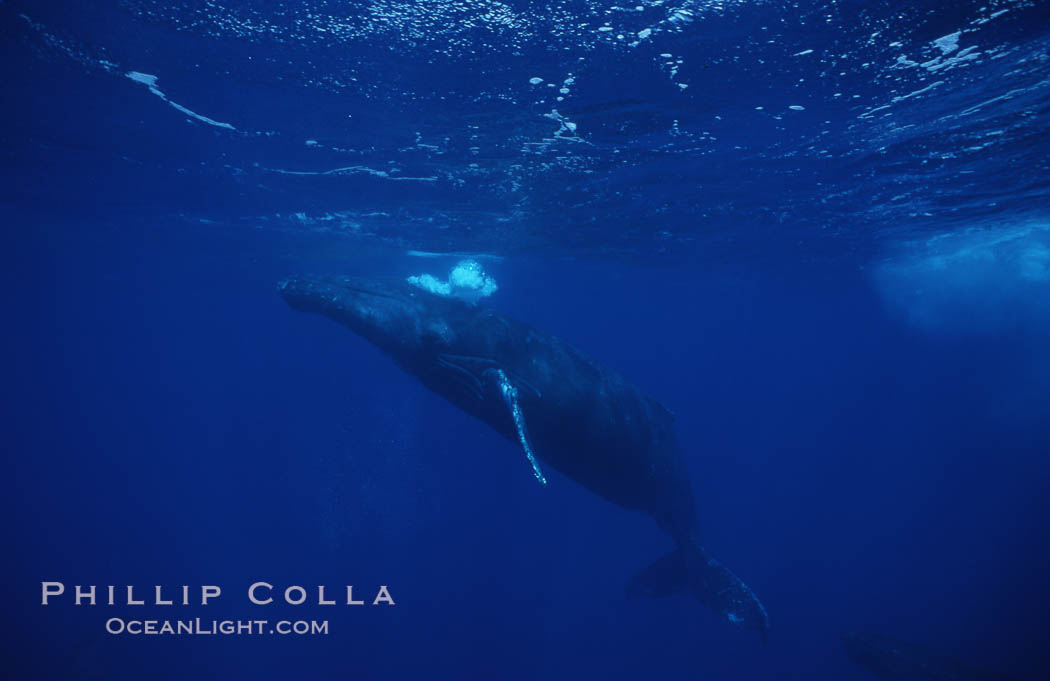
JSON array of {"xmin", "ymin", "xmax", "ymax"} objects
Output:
[{"xmin": 2, "ymin": 1, "xmax": 1049, "ymax": 680}]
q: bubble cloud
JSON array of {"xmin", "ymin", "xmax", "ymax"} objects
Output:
[{"xmin": 408, "ymin": 259, "xmax": 499, "ymax": 303}]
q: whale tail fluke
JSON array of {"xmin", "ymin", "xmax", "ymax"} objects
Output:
[{"xmin": 627, "ymin": 544, "xmax": 769, "ymax": 641}]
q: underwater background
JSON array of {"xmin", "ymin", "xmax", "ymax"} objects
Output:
[{"xmin": 2, "ymin": 1, "xmax": 1049, "ymax": 679}]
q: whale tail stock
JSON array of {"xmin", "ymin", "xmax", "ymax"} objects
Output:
[{"xmin": 627, "ymin": 544, "xmax": 769, "ymax": 641}]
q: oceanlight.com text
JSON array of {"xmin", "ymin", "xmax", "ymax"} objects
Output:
[{"xmin": 104, "ymin": 618, "xmax": 329, "ymax": 636}]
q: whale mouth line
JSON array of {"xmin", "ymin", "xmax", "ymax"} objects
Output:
[
  {"xmin": 436, "ymin": 354, "xmax": 486, "ymax": 401},
  {"xmin": 437, "ymin": 353, "xmax": 542, "ymax": 400},
  {"xmin": 279, "ymin": 276, "xmax": 407, "ymax": 303},
  {"xmin": 341, "ymin": 284, "xmax": 403, "ymax": 302}
]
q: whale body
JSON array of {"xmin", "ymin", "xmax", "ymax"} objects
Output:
[{"xmin": 280, "ymin": 275, "xmax": 769, "ymax": 638}]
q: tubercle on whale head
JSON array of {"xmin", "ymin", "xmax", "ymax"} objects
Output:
[{"xmin": 278, "ymin": 275, "xmax": 461, "ymax": 364}]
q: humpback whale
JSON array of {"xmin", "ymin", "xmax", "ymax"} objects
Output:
[{"xmin": 279, "ymin": 275, "xmax": 769, "ymax": 638}]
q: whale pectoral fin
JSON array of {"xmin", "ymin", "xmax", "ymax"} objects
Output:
[
  {"xmin": 488, "ymin": 368, "xmax": 547, "ymax": 486},
  {"xmin": 628, "ymin": 545, "xmax": 769, "ymax": 642},
  {"xmin": 436, "ymin": 355, "xmax": 546, "ymax": 486}
]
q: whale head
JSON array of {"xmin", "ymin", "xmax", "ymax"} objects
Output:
[{"xmin": 279, "ymin": 275, "xmax": 468, "ymax": 370}]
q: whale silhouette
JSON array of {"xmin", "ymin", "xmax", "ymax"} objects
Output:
[{"xmin": 280, "ymin": 275, "xmax": 769, "ymax": 638}]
